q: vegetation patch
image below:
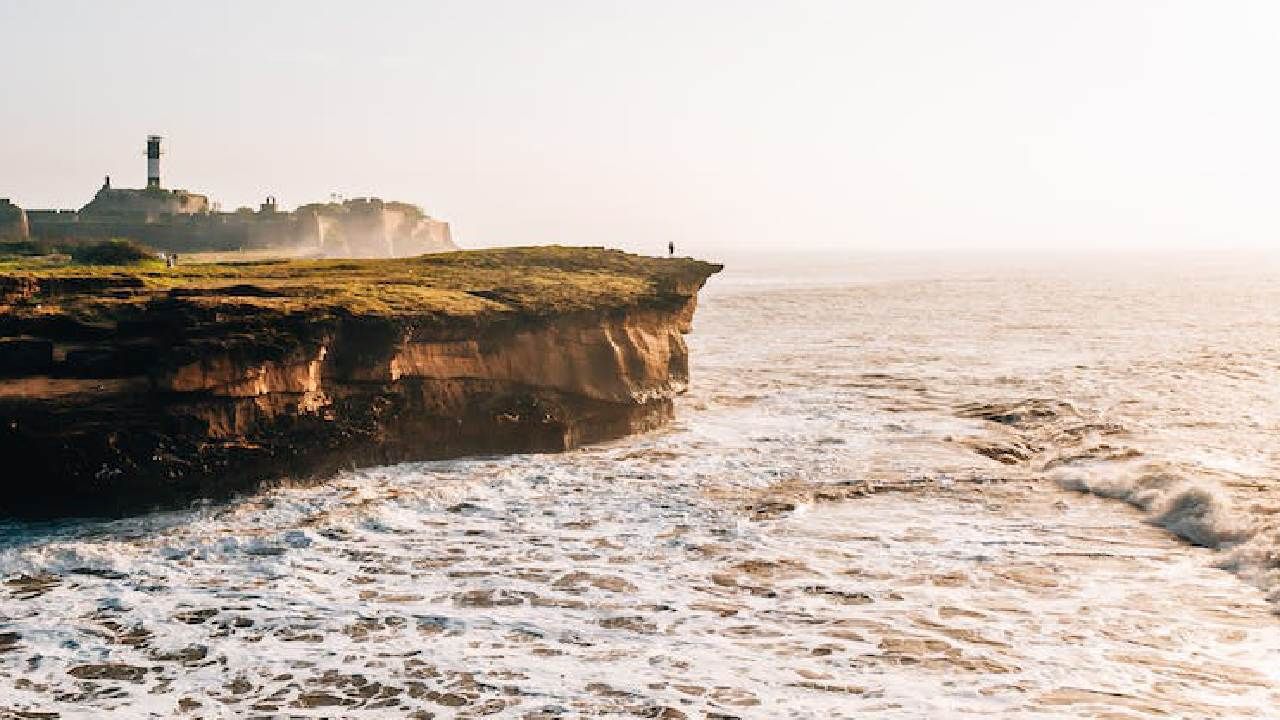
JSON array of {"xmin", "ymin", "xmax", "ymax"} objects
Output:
[
  {"xmin": 68, "ymin": 239, "xmax": 157, "ymax": 266},
  {"xmin": 0, "ymin": 246, "xmax": 722, "ymax": 328}
]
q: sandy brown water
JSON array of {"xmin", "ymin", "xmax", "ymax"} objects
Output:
[{"xmin": 2, "ymin": 252, "xmax": 1279, "ymax": 718}]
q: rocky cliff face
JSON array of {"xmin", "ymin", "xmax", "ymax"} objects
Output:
[
  {"xmin": 309, "ymin": 199, "xmax": 456, "ymax": 257},
  {"xmin": 0, "ymin": 248, "xmax": 719, "ymax": 516}
]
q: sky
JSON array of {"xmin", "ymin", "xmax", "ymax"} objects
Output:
[{"xmin": 2, "ymin": 0, "xmax": 1279, "ymax": 256}]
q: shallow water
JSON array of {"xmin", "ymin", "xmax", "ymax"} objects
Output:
[{"xmin": 3, "ymin": 252, "xmax": 1280, "ymax": 718}]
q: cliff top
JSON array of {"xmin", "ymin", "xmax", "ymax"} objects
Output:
[{"xmin": 0, "ymin": 246, "xmax": 722, "ymax": 327}]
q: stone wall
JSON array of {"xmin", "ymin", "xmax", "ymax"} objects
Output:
[
  {"xmin": 21, "ymin": 196, "xmax": 454, "ymax": 257},
  {"xmin": 0, "ymin": 199, "xmax": 28, "ymax": 241},
  {"xmin": 80, "ymin": 186, "xmax": 211, "ymax": 217}
]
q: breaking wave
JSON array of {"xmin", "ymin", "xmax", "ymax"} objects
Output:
[{"xmin": 1053, "ymin": 463, "xmax": 1255, "ymax": 550}]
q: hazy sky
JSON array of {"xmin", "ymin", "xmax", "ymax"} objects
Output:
[{"xmin": 2, "ymin": 1, "xmax": 1278, "ymax": 255}]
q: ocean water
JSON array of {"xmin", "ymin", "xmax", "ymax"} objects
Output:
[{"xmin": 3, "ymin": 252, "xmax": 1280, "ymax": 718}]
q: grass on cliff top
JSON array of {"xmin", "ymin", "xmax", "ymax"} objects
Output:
[{"xmin": 1, "ymin": 246, "xmax": 722, "ymax": 320}]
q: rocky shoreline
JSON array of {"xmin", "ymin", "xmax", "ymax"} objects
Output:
[{"xmin": 0, "ymin": 247, "xmax": 720, "ymax": 516}]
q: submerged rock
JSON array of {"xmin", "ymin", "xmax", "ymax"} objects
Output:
[{"xmin": 67, "ymin": 663, "xmax": 148, "ymax": 683}]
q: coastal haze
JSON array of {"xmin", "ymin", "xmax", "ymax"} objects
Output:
[
  {"xmin": 3, "ymin": 2, "xmax": 1280, "ymax": 719},
  {"xmin": 5, "ymin": 1, "xmax": 1280, "ymax": 254}
]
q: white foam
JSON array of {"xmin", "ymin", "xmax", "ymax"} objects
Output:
[{"xmin": 1054, "ymin": 464, "xmax": 1254, "ymax": 550}]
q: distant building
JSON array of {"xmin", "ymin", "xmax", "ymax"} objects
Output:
[
  {"xmin": 14, "ymin": 136, "xmax": 455, "ymax": 257},
  {"xmin": 80, "ymin": 175, "xmax": 211, "ymax": 221},
  {"xmin": 0, "ymin": 198, "xmax": 29, "ymax": 241}
]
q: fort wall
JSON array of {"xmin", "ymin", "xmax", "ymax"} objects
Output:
[
  {"xmin": 0, "ymin": 200, "xmax": 29, "ymax": 241},
  {"xmin": 18, "ymin": 197, "xmax": 453, "ymax": 257}
]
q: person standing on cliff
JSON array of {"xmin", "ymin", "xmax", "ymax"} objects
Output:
[{"xmin": 668, "ymin": 241, "xmax": 675, "ymax": 257}]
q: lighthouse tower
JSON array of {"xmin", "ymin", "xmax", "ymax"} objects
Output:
[{"xmin": 145, "ymin": 135, "xmax": 163, "ymax": 190}]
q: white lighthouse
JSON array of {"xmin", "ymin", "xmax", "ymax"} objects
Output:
[{"xmin": 146, "ymin": 135, "xmax": 162, "ymax": 190}]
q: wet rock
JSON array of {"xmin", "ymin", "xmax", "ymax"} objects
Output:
[
  {"xmin": 151, "ymin": 644, "xmax": 209, "ymax": 663},
  {"xmin": 343, "ymin": 617, "xmax": 384, "ymax": 641},
  {"xmin": 6, "ymin": 573, "xmax": 59, "ymax": 600},
  {"xmin": 524, "ymin": 706, "xmax": 571, "ymax": 719},
  {"xmin": 551, "ymin": 572, "xmax": 637, "ymax": 593},
  {"xmin": 172, "ymin": 608, "xmax": 219, "ymax": 624},
  {"xmin": 710, "ymin": 572, "xmax": 737, "ymax": 587},
  {"xmin": 936, "ymin": 627, "xmax": 1010, "ymax": 648},
  {"xmin": 599, "ymin": 616, "xmax": 658, "ymax": 633},
  {"xmin": 996, "ymin": 566, "xmax": 1060, "ymax": 589},
  {"xmin": 295, "ymin": 691, "xmax": 352, "ymax": 708},
  {"xmin": 939, "ymin": 606, "xmax": 987, "ymax": 620},
  {"xmin": 585, "ymin": 682, "xmax": 637, "ymax": 699},
  {"xmin": 456, "ymin": 589, "xmax": 529, "ymax": 607},
  {"xmin": 0, "ymin": 631, "xmax": 19, "ymax": 648},
  {"xmin": 277, "ymin": 627, "xmax": 326, "ymax": 642},
  {"xmin": 68, "ymin": 566, "xmax": 127, "ymax": 580},
  {"xmin": 67, "ymin": 663, "xmax": 148, "ymax": 683},
  {"xmin": 432, "ymin": 691, "xmax": 469, "ymax": 707},
  {"xmin": 243, "ymin": 542, "xmax": 286, "ymax": 556},
  {"xmin": 105, "ymin": 622, "xmax": 152, "ymax": 647},
  {"xmin": 955, "ymin": 399, "xmax": 1076, "ymax": 429},
  {"xmin": 690, "ymin": 601, "xmax": 740, "ymax": 617},
  {"xmin": 878, "ymin": 636, "xmax": 954, "ymax": 657},
  {"xmin": 530, "ymin": 596, "xmax": 589, "ymax": 610},
  {"xmin": 734, "ymin": 558, "xmax": 810, "ymax": 579},
  {"xmin": 960, "ymin": 438, "xmax": 1037, "ymax": 465},
  {"xmin": 746, "ymin": 500, "xmax": 796, "ymax": 520},
  {"xmin": 473, "ymin": 698, "xmax": 507, "ymax": 714},
  {"xmin": 791, "ymin": 680, "xmax": 869, "ymax": 695},
  {"xmin": 801, "ymin": 586, "xmax": 874, "ymax": 605},
  {"xmin": 709, "ymin": 686, "xmax": 761, "ymax": 706}
]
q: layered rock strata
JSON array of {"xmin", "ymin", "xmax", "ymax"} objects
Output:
[{"xmin": 0, "ymin": 248, "xmax": 719, "ymax": 516}]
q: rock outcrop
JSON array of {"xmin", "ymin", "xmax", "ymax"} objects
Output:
[{"xmin": 0, "ymin": 247, "xmax": 720, "ymax": 516}]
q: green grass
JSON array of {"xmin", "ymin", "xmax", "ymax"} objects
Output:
[{"xmin": 0, "ymin": 246, "xmax": 722, "ymax": 323}]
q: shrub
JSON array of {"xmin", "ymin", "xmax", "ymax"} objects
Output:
[
  {"xmin": 0, "ymin": 240, "xmax": 55, "ymax": 257},
  {"xmin": 69, "ymin": 239, "xmax": 156, "ymax": 265}
]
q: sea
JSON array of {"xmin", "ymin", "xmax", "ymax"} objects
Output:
[{"xmin": 2, "ymin": 251, "xmax": 1279, "ymax": 718}]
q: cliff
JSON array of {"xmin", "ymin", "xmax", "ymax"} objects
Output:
[
  {"xmin": 0, "ymin": 247, "xmax": 720, "ymax": 517},
  {"xmin": 304, "ymin": 199, "xmax": 455, "ymax": 257}
]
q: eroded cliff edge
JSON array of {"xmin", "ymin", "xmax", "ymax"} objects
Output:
[{"xmin": 0, "ymin": 247, "xmax": 721, "ymax": 516}]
